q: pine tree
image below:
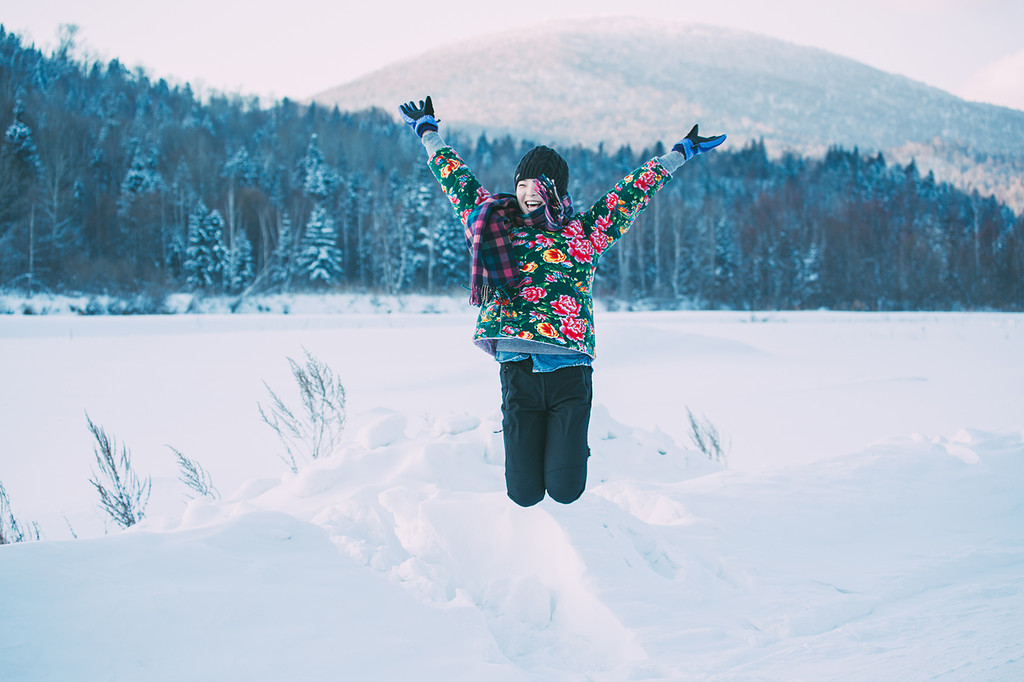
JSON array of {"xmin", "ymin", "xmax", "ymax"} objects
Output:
[
  {"xmin": 221, "ymin": 145, "xmax": 258, "ymax": 293},
  {"xmin": 294, "ymin": 134, "xmax": 342, "ymax": 288},
  {"xmin": 117, "ymin": 140, "xmax": 164, "ymax": 271},
  {"xmin": 184, "ymin": 200, "xmax": 227, "ymax": 291},
  {"xmin": 301, "ymin": 134, "xmax": 337, "ymax": 201},
  {"xmin": 3, "ymin": 99, "xmax": 42, "ymax": 173},
  {"xmin": 1, "ymin": 96, "xmax": 44, "ymax": 290},
  {"xmin": 225, "ymin": 225, "xmax": 254, "ymax": 292},
  {"xmin": 297, "ymin": 204, "xmax": 342, "ymax": 287},
  {"xmin": 119, "ymin": 144, "xmax": 162, "ymax": 206}
]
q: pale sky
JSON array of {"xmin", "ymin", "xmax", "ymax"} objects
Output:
[{"xmin": 4, "ymin": 0, "xmax": 1024, "ymax": 111}]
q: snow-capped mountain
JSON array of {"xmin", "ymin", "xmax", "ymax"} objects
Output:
[{"xmin": 313, "ymin": 17, "xmax": 1024, "ymax": 211}]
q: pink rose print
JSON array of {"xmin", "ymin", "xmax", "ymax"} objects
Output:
[
  {"xmin": 590, "ymin": 230, "xmax": 609, "ymax": 254},
  {"xmin": 520, "ymin": 286, "xmax": 546, "ymax": 303},
  {"xmin": 475, "ymin": 187, "xmax": 492, "ymax": 204},
  {"xmin": 563, "ymin": 220, "xmax": 585, "ymax": 239},
  {"xmin": 560, "ymin": 316, "xmax": 587, "ymax": 342},
  {"xmin": 535, "ymin": 235, "xmax": 555, "ymax": 248},
  {"xmin": 567, "ymin": 237, "xmax": 595, "ymax": 263},
  {"xmin": 605, "ymin": 193, "xmax": 620, "ymax": 210},
  {"xmin": 635, "ymin": 170, "xmax": 658, "ymax": 192},
  {"xmin": 551, "ymin": 294, "xmax": 581, "ymax": 318}
]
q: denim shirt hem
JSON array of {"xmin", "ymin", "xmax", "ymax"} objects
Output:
[{"xmin": 494, "ymin": 351, "xmax": 593, "ymax": 373}]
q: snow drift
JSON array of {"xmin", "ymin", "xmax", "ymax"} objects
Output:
[{"xmin": 1, "ymin": 309, "xmax": 1022, "ymax": 680}]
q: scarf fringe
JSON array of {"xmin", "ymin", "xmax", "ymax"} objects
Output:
[{"xmin": 469, "ymin": 284, "xmax": 497, "ymax": 307}]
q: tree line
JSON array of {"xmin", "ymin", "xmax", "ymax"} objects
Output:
[{"xmin": 2, "ymin": 25, "xmax": 1021, "ymax": 310}]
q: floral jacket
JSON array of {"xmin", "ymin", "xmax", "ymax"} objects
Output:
[{"xmin": 428, "ymin": 146, "xmax": 672, "ymax": 358}]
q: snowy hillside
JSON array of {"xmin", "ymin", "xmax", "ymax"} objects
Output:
[
  {"xmin": 314, "ymin": 16, "xmax": 1024, "ymax": 212},
  {"xmin": 1, "ymin": 309, "xmax": 1023, "ymax": 679}
]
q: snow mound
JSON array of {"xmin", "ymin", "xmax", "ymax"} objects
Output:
[
  {"xmin": 177, "ymin": 405, "xmax": 718, "ymax": 676},
  {"xmin": 2, "ymin": 311, "xmax": 1023, "ymax": 680},
  {"xmin": 3, "ymin": 404, "xmax": 1022, "ymax": 680}
]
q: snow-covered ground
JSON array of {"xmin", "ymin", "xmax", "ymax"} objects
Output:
[{"xmin": 1, "ymin": 302, "xmax": 1022, "ymax": 680}]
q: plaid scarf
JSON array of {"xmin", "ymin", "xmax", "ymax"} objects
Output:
[{"xmin": 465, "ymin": 176, "xmax": 574, "ymax": 306}]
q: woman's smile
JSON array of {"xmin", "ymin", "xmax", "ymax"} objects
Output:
[{"xmin": 516, "ymin": 179, "xmax": 545, "ymax": 214}]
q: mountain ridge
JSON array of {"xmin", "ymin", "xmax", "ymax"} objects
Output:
[{"xmin": 313, "ymin": 16, "xmax": 1024, "ymax": 211}]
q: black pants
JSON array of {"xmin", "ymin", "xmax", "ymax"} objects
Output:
[{"xmin": 499, "ymin": 358, "xmax": 593, "ymax": 507}]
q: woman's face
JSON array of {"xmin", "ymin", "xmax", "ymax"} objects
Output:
[{"xmin": 515, "ymin": 179, "xmax": 544, "ymax": 215}]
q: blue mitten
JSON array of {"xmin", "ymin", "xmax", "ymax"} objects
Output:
[
  {"xmin": 672, "ymin": 124, "xmax": 726, "ymax": 160},
  {"xmin": 399, "ymin": 96, "xmax": 439, "ymax": 138}
]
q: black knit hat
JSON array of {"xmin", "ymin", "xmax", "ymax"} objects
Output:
[{"xmin": 514, "ymin": 146, "xmax": 569, "ymax": 197}]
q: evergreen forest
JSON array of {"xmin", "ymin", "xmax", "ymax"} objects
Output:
[{"xmin": 2, "ymin": 26, "xmax": 1022, "ymax": 311}]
